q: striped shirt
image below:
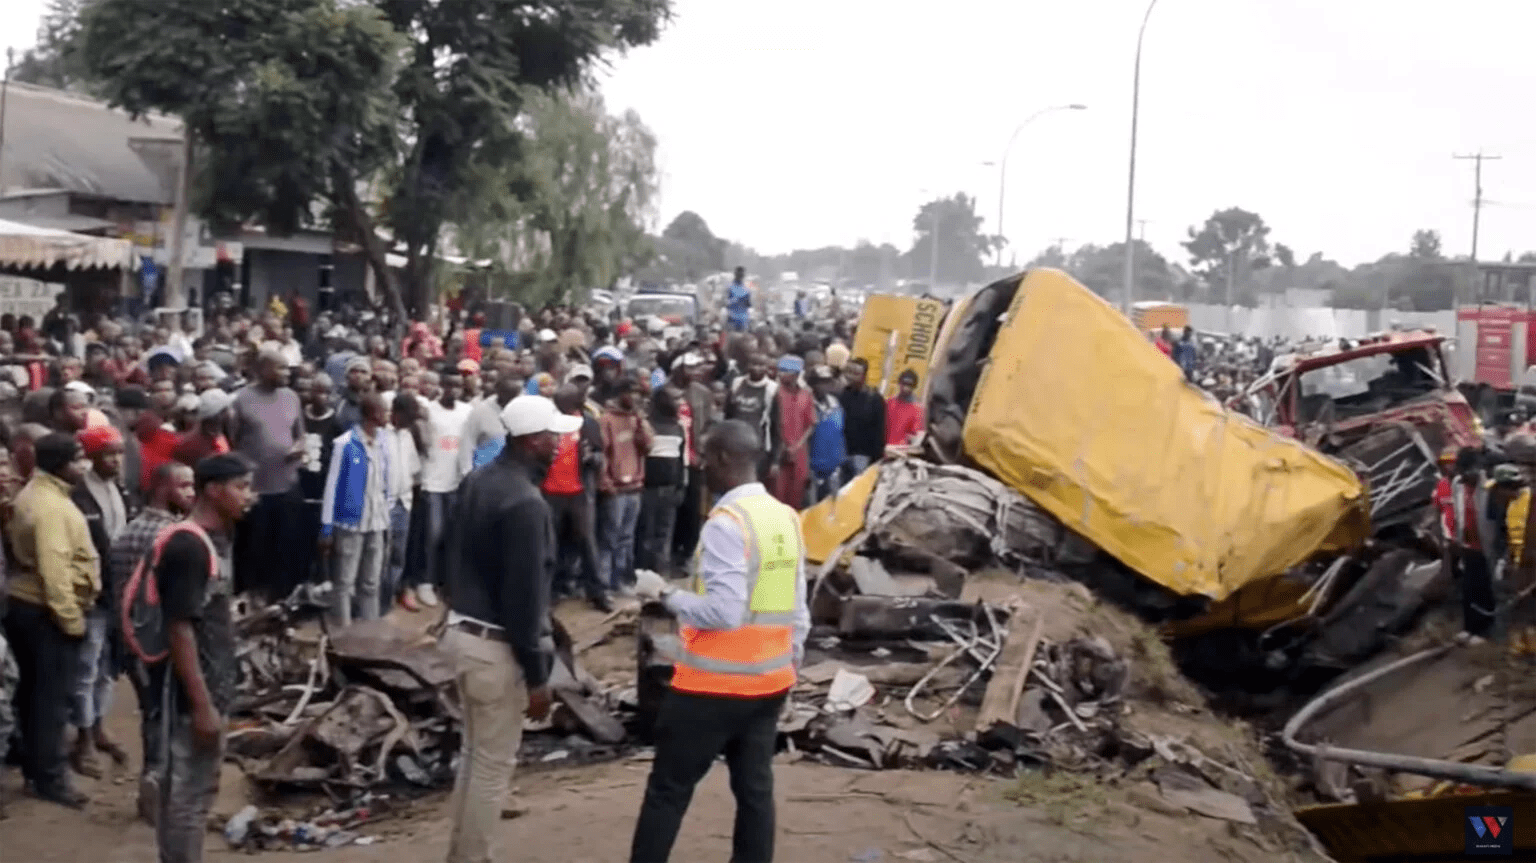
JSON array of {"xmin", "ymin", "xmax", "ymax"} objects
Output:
[{"xmin": 109, "ymin": 506, "xmax": 180, "ymax": 607}]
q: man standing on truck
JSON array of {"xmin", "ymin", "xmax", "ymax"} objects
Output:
[
  {"xmin": 726, "ymin": 267, "xmax": 752, "ymax": 333},
  {"xmin": 1172, "ymin": 327, "xmax": 1198, "ymax": 381}
]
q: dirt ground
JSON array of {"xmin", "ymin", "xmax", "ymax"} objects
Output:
[{"xmin": 1, "ymin": 595, "xmax": 1329, "ymax": 863}]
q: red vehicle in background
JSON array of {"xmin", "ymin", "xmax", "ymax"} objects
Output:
[
  {"xmin": 1238, "ymin": 332, "xmax": 1479, "ymax": 527},
  {"xmin": 1456, "ymin": 262, "xmax": 1536, "ymax": 418},
  {"xmin": 1244, "ymin": 332, "xmax": 1479, "ymax": 453}
]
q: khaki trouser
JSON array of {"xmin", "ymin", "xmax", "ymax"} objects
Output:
[{"xmin": 442, "ymin": 626, "xmax": 528, "ymax": 863}]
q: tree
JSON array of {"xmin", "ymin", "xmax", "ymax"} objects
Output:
[
  {"xmin": 454, "ymin": 89, "xmax": 659, "ymax": 306},
  {"xmin": 1065, "ymin": 241, "xmax": 1176, "ymax": 301},
  {"xmin": 1410, "ymin": 229, "xmax": 1444, "ymax": 261},
  {"xmin": 1182, "ymin": 207, "xmax": 1274, "ymax": 302},
  {"xmin": 1026, "ymin": 244, "xmax": 1069, "ymax": 270},
  {"xmin": 71, "ymin": 0, "xmax": 670, "ymax": 323},
  {"xmin": 659, "ymin": 211, "xmax": 726, "ymax": 280},
  {"xmin": 905, "ymin": 193, "xmax": 998, "ymax": 287},
  {"xmin": 10, "ymin": 0, "xmax": 96, "ymax": 92}
]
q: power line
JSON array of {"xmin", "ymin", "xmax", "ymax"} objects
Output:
[{"xmin": 1454, "ymin": 151, "xmax": 1503, "ymax": 262}]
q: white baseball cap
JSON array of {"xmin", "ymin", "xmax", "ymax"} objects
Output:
[
  {"xmin": 537, "ymin": 328, "xmax": 558, "ymax": 342},
  {"xmin": 501, "ymin": 395, "xmax": 581, "ymax": 437}
]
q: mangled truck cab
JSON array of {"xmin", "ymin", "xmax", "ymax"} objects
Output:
[
  {"xmin": 1245, "ymin": 332, "xmax": 1480, "ymax": 529},
  {"xmin": 1249, "ymin": 333, "xmax": 1478, "ymax": 453}
]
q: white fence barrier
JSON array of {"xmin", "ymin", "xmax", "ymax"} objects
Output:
[{"xmin": 1184, "ymin": 304, "xmax": 1456, "ymax": 342}]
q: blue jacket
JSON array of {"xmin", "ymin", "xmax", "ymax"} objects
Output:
[
  {"xmin": 809, "ymin": 397, "xmax": 846, "ymax": 476},
  {"xmin": 1172, "ymin": 340, "xmax": 1197, "ymax": 379},
  {"xmin": 320, "ymin": 426, "xmax": 393, "ymax": 537},
  {"xmin": 727, "ymin": 281, "xmax": 751, "ymax": 326}
]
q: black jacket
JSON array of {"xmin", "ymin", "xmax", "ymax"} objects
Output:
[
  {"xmin": 72, "ymin": 478, "xmax": 127, "ymax": 610},
  {"xmin": 443, "ymin": 449, "xmax": 555, "ymax": 687},
  {"xmin": 579, "ymin": 413, "xmax": 603, "ymax": 495},
  {"xmin": 840, "ymin": 386, "xmax": 887, "ymax": 461}
]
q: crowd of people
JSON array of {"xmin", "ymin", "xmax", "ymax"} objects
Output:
[{"xmin": 0, "ymin": 276, "xmax": 931, "ymax": 855}]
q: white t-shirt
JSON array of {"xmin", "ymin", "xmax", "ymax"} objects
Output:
[
  {"xmin": 421, "ymin": 399, "xmax": 473, "ymax": 493},
  {"xmin": 388, "ymin": 426, "xmax": 423, "ymax": 506}
]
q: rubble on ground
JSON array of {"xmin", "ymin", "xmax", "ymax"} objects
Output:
[{"xmin": 220, "ymin": 584, "xmax": 639, "ymax": 850}]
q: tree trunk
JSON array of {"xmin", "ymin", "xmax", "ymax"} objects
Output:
[{"xmin": 333, "ymin": 170, "xmax": 410, "ymax": 335}]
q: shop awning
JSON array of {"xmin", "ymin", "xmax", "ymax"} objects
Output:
[{"xmin": 0, "ymin": 217, "xmax": 136, "ymax": 271}]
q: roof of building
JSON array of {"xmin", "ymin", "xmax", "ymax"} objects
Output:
[{"xmin": 0, "ymin": 81, "xmax": 182, "ymax": 206}]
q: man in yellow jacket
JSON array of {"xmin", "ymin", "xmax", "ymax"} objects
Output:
[
  {"xmin": 2, "ymin": 432, "xmax": 99, "ymax": 808},
  {"xmin": 630, "ymin": 419, "xmax": 809, "ymax": 863}
]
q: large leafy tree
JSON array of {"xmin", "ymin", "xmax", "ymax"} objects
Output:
[
  {"xmin": 10, "ymin": 0, "xmax": 96, "ymax": 92},
  {"xmin": 1182, "ymin": 207, "xmax": 1275, "ymax": 301},
  {"xmin": 1061, "ymin": 241, "xmax": 1177, "ymax": 301},
  {"xmin": 906, "ymin": 193, "xmax": 998, "ymax": 287},
  {"xmin": 70, "ymin": 0, "xmax": 670, "ymax": 322},
  {"xmin": 658, "ymin": 211, "xmax": 727, "ymax": 279},
  {"xmin": 456, "ymin": 89, "xmax": 659, "ymax": 306}
]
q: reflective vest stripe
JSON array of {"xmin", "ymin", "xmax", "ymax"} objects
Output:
[
  {"xmin": 672, "ymin": 647, "xmax": 793, "ymax": 675},
  {"xmin": 672, "ymin": 491, "xmax": 800, "ymax": 697}
]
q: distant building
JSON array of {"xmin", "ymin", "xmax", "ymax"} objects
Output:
[{"xmin": 0, "ymin": 80, "xmax": 364, "ymax": 314}]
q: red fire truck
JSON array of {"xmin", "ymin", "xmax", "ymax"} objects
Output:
[{"xmin": 1455, "ymin": 262, "xmax": 1536, "ymax": 391}]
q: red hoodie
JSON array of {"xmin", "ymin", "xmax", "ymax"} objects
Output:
[{"xmin": 136, "ymin": 411, "xmax": 182, "ymax": 490}]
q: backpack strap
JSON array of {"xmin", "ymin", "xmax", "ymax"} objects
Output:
[{"xmin": 151, "ymin": 521, "xmax": 220, "ymax": 580}]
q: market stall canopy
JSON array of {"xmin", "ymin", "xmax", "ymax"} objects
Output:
[{"xmin": 0, "ymin": 217, "xmax": 136, "ymax": 271}]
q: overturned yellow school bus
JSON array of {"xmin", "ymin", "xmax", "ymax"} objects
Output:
[{"xmin": 810, "ymin": 269, "xmax": 1370, "ymax": 604}]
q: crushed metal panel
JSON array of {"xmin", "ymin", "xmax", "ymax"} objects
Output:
[
  {"xmin": 850, "ymin": 294, "xmax": 948, "ymax": 397},
  {"xmin": 799, "ymin": 463, "xmax": 880, "ymax": 564},
  {"xmin": 925, "ymin": 282, "xmax": 1016, "ymax": 463},
  {"xmin": 960, "ymin": 269, "xmax": 1370, "ymax": 601}
]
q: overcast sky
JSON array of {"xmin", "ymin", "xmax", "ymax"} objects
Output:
[{"xmin": 9, "ymin": 0, "xmax": 1536, "ymax": 267}]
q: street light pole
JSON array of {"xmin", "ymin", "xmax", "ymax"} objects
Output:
[
  {"xmin": 996, "ymin": 103, "xmax": 1086, "ymax": 268},
  {"xmin": 1121, "ymin": 0, "xmax": 1160, "ymax": 314},
  {"xmin": 929, "ymin": 209, "xmax": 941, "ymax": 291}
]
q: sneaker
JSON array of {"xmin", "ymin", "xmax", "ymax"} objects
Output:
[
  {"xmin": 415, "ymin": 584, "xmax": 440, "ymax": 607},
  {"xmin": 590, "ymin": 594, "xmax": 615, "ymax": 613}
]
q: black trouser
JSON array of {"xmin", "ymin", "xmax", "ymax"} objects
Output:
[
  {"xmin": 129, "ymin": 657, "xmax": 167, "ymax": 782},
  {"xmin": 3, "ymin": 599, "xmax": 80, "ymax": 792},
  {"xmin": 548, "ymin": 490, "xmax": 605, "ymax": 600},
  {"xmin": 1457, "ymin": 547, "xmax": 1497, "ymax": 637},
  {"xmin": 235, "ymin": 486, "xmax": 306, "ymax": 600},
  {"xmin": 639, "ymin": 486, "xmax": 683, "ymax": 573},
  {"xmin": 671, "ymin": 468, "xmax": 704, "ymax": 566},
  {"xmin": 630, "ymin": 689, "xmax": 785, "ymax": 863}
]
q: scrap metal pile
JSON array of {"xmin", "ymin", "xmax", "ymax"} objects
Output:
[
  {"xmin": 220, "ymin": 585, "xmax": 632, "ymax": 850},
  {"xmin": 225, "ymin": 586, "xmax": 464, "ymax": 793}
]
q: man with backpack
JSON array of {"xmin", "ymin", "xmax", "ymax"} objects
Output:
[
  {"xmin": 150, "ymin": 454, "xmax": 255, "ymax": 862},
  {"xmin": 110, "ymin": 461, "xmax": 196, "ymax": 824}
]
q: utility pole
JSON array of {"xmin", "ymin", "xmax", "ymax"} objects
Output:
[
  {"xmin": 166, "ymin": 129, "xmax": 194, "ymax": 308},
  {"xmin": 1454, "ymin": 151, "xmax": 1501, "ymax": 263},
  {"xmin": 1121, "ymin": 0, "xmax": 1161, "ymax": 313},
  {"xmin": 0, "ymin": 48, "xmax": 14, "ymax": 190},
  {"xmin": 928, "ymin": 210, "xmax": 941, "ymax": 291}
]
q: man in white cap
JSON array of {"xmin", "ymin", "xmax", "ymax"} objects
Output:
[
  {"xmin": 440, "ymin": 395, "xmax": 579, "ymax": 863},
  {"xmin": 171, "ymin": 389, "xmax": 233, "ymax": 467}
]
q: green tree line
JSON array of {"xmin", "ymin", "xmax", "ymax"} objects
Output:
[{"xmin": 15, "ymin": 0, "xmax": 671, "ymax": 321}]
